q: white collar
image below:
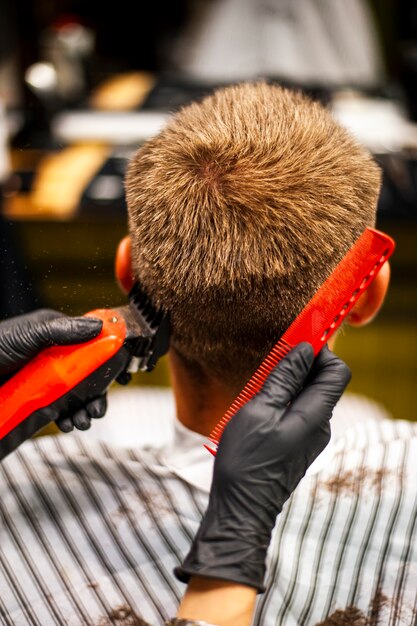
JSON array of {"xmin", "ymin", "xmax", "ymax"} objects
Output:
[
  {"xmin": 159, "ymin": 414, "xmax": 334, "ymax": 492},
  {"xmin": 160, "ymin": 419, "xmax": 215, "ymax": 493}
]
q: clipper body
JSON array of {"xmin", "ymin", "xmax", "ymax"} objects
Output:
[{"xmin": 0, "ymin": 284, "xmax": 169, "ymax": 461}]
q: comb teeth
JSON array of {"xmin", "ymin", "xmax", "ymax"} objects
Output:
[
  {"xmin": 206, "ymin": 228, "xmax": 395, "ymax": 454},
  {"xmin": 209, "ymin": 338, "xmax": 292, "ymax": 446}
]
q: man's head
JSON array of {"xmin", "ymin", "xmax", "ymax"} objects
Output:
[{"xmin": 123, "ymin": 82, "xmax": 385, "ymax": 389}]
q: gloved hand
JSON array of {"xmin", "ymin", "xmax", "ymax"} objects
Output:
[
  {"xmin": 175, "ymin": 343, "xmax": 351, "ymax": 592},
  {"xmin": 0, "ymin": 309, "xmax": 106, "ymax": 431}
]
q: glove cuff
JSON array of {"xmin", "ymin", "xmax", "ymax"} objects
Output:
[
  {"xmin": 174, "ymin": 564, "xmax": 266, "ymax": 594},
  {"xmin": 174, "ymin": 537, "xmax": 268, "ymax": 593}
]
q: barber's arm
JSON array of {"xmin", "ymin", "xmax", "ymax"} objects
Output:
[
  {"xmin": 171, "ymin": 343, "xmax": 351, "ymax": 626},
  {"xmin": 0, "ymin": 309, "xmax": 105, "ymax": 431}
]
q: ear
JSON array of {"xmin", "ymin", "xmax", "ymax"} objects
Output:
[
  {"xmin": 115, "ymin": 236, "xmax": 135, "ymax": 294},
  {"xmin": 347, "ymin": 261, "xmax": 390, "ymax": 327}
]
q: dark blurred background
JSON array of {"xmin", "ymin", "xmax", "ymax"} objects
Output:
[{"xmin": 0, "ymin": 0, "xmax": 416, "ymax": 421}]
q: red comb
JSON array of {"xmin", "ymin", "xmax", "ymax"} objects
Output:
[{"xmin": 205, "ymin": 227, "xmax": 395, "ymax": 455}]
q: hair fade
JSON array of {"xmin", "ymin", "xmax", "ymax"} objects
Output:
[{"xmin": 125, "ymin": 82, "xmax": 381, "ymax": 386}]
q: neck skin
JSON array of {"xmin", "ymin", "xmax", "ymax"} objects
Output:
[
  {"xmin": 168, "ymin": 336, "xmax": 339, "ymax": 437},
  {"xmin": 168, "ymin": 350, "xmax": 238, "ymax": 437}
]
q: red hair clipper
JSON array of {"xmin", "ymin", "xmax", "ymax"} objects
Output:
[{"xmin": 0, "ymin": 283, "xmax": 169, "ymax": 461}]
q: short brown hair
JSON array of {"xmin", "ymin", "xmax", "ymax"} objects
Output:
[{"xmin": 125, "ymin": 82, "xmax": 381, "ymax": 387}]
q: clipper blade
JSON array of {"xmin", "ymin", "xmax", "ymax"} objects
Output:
[{"xmin": 126, "ymin": 282, "xmax": 170, "ymax": 372}]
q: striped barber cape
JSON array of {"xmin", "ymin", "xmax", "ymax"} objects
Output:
[{"xmin": 0, "ymin": 389, "xmax": 416, "ymax": 626}]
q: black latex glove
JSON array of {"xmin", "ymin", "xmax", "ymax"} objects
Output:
[
  {"xmin": 0, "ymin": 309, "xmax": 106, "ymax": 432},
  {"xmin": 175, "ymin": 343, "xmax": 351, "ymax": 592}
]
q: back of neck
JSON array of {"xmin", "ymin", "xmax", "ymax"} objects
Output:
[{"xmin": 168, "ymin": 351, "xmax": 238, "ymax": 437}]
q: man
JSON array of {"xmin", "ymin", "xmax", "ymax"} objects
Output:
[
  {"xmin": 0, "ymin": 82, "xmax": 415, "ymax": 625},
  {"xmin": 121, "ymin": 82, "xmax": 416, "ymax": 623}
]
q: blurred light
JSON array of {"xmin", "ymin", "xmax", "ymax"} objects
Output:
[
  {"xmin": 88, "ymin": 175, "xmax": 124, "ymax": 200},
  {"xmin": 25, "ymin": 63, "xmax": 58, "ymax": 93},
  {"xmin": 52, "ymin": 111, "xmax": 171, "ymax": 144}
]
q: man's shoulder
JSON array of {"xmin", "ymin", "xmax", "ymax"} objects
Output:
[{"xmin": 331, "ymin": 391, "xmax": 417, "ymax": 444}]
